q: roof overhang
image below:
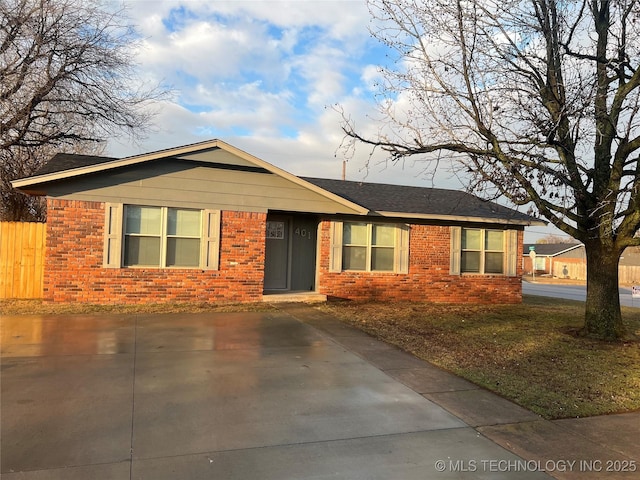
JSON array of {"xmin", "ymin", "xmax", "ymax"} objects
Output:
[
  {"xmin": 553, "ymin": 244, "xmax": 585, "ymax": 255},
  {"xmin": 523, "ymin": 243, "xmax": 585, "ymax": 257},
  {"xmin": 375, "ymin": 211, "xmax": 547, "ymax": 227}
]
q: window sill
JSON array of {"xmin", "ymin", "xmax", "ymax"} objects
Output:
[
  {"xmin": 459, "ymin": 272, "xmax": 507, "ymax": 276},
  {"xmin": 116, "ymin": 265, "xmax": 206, "ymax": 270},
  {"xmin": 341, "ymin": 269, "xmax": 401, "ymax": 274}
]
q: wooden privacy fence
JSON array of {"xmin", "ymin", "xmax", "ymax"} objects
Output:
[
  {"xmin": 552, "ymin": 261, "xmax": 640, "ymax": 284},
  {"xmin": 0, "ymin": 222, "xmax": 46, "ymax": 299},
  {"xmin": 620, "ymin": 266, "xmax": 640, "ymax": 285},
  {"xmin": 552, "ymin": 260, "xmax": 587, "ymax": 281}
]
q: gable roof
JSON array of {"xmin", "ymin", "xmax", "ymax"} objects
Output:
[
  {"xmin": 523, "ymin": 243, "xmax": 584, "ymax": 256},
  {"xmin": 12, "ymin": 139, "xmax": 368, "ymax": 215},
  {"xmin": 13, "ymin": 140, "xmax": 255, "ymax": 181},
  {"xmin": 12, "ymin": 139, "xmax": 545, "ymax": 226}
]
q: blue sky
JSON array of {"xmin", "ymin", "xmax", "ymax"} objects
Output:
[
  {"xmin": 112, "ymin": 0, "xmax": 561, "ymax": 241},
  {"xmin": 111, "ymin": 1, "xmax": 415, "ymax": 180}
]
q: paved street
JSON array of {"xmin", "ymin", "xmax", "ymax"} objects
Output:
[{"xmin": 523, "ymin": 282, "xmax": 640, "ymax": 308}]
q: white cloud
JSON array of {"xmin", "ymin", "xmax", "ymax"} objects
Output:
[
  {"xmin": 137, "ymin": 20, "xmax": 284, "ymax": 82},
  {"xmin": 110, "ymin": 0, "xmax": 471, "ymax": 193},
  {"xmin": 187, "ymin": 0, "xmax": 372, "ymax": 39},
  {"xmin": 103, "ymin": 1, "xmax": 548, "ymax": 243}
]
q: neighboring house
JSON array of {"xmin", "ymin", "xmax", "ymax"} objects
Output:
[
  {"xmin": 522, "ymin": 243, "xmax": 585, "ymax": 277},
  {"xmin": 523, "ymin": 243, "xmax": 640, "ymax": 282},
  {"xmin": 12, "ymin": 140, "xmax": 545, "ymax": 305}
]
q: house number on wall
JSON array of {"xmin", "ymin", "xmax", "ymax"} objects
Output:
[
  {"xmin": 266, "ymin": 221, "xmax": 285, "ymax": 239},
  {"xmin": 295, "ymin": 227, "xmax": 313, "ymax": 240}
]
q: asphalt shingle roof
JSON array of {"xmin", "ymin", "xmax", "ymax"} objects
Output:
[
  {"xmin": 33, "ymin": 153, "xmax": 117, "ymax": 176},
  {"xmin": 522, "ymin": 243, "xmax": 584, "ymax": 256},
  {"xmin": 301, "ymin": 177, "xmax": 536, "ymax": 222},
  {"xmin": 27, "ymin": 152, "xmax": 540, "ymax": 223}
]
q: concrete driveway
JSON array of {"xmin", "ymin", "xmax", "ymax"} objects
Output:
[{"xmin": 2, "ymin": 305, "xmax": 635, "ymax": 479}]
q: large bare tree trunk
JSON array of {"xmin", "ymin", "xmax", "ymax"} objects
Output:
[
  {"xmin": 341, "ymin": 0, "xmax": 640, "ymax": 339},
  {"xmin": 583, "ymin": 243, "xmax": 624, "ymax": 340}
]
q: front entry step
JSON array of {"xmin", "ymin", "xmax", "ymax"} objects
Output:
[{"xmin": 262, "ymin": 291, "xmax": 327, "ymax": 303}]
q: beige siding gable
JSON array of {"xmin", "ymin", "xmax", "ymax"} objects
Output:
[
  {"xmin": 177, "ymin": 149, "xmax": 259, "ymax": 169},
  {"xmin": 44, "ymin": 160, "xmax": 364, "ymax": 215}
]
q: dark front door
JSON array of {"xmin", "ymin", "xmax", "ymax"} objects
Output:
[
  {"xmin": 290, "ymin": 216, "xmax": 318, "ymax": 291},
  {"xmin": 264, "ymin": 215, "xmax": 318, "ymax": 292},
  {"xmin": 264, "ymin": 216, "xmax": 290, "ymax": 290}
]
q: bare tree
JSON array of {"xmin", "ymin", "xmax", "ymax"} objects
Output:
[
  {"xmin": 0, "ymin": 0, "xmax": 166, "ymax": 221},
  {"xmin": 536, "ymin": 235, "xmax": 580, "ymax": 245},
  {"xmin": 2, "ymin": 146, "xmax": 48, "ymax": 222},
  {"xmin": 340, "ymin": 0, "xmax": 640, "ymax": 340},
  {"xmin": 1, "ymin": 142, "xmax": 105, "ymax": 221}
]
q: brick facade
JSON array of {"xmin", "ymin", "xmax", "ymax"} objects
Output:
[
  {"xmin": 317, "ymin": 221, "xmax": 523, "ymax": 304},
  {"xmin": 44, "ymin": 199, "xmax": 522, "ymax": 305},
  {"xmin": 44, "ymin": 199, "xmax": 266, "ymax": 304}
]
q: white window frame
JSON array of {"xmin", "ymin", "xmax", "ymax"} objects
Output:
[
  {"xmin": 123, "ymin": 206, "xmax": 201, "ymax": 268},
  {"xmin": 103, "ymin": 203, "xmax": 221, "ymax": 270},
  {"xmin": 450, "ymin": 226, "xmax": 518, "ymax": 276},
  {"xmin": 329, "ymin": 221, "xmax": 409, "ymax": 274},
  {"xmin": 461, "ymin": 228, "xmax": 504, "ymax": 274}
]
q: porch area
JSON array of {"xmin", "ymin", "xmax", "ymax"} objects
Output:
[{"xmin": 262, "ymin": 291, "xmax": 327, "ymax": 303}]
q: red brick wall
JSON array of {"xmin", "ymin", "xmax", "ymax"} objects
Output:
[
  {"xmin": 44, "ymin": 199, "xmax": 523, "ymax": 305},
  {"xmin": 317, "ymin": 222, "xmax": 523, "ymax": 304},
  {"xmin": 44, "ymin": 199, "xmax": 266, "ymax": 304}
]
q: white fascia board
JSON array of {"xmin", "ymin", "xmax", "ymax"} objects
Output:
[
  {"xmin": 11, "ymin": 140, "xmax": 224, "ymax": 188},
  {"xmin": 375, "ymin": 211, "xmax": 547, "ymax": 226},
  {"xmin": 212, "ymin": 141, "xmax": 368, "ymax": 215},
  {"xmin": 552, "ymin": 244, "xmax": 585, "ymax": 256},
  {"xmin": 11, "ymin": 139, "xmax": 369, "ymax": 215}
]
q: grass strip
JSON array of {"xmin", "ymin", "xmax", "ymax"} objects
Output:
[
  {"xmin": 0, "ymin": 299, "xmax": 273, "ymax": 315},
  {"xmin": 317, "ymin": 296, "xmax": 640, "ymax": 419}
]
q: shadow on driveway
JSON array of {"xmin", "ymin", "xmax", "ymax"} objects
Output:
[{"xmin": 2, "ymin": 306, "xmax": 636, "ymax": 479}]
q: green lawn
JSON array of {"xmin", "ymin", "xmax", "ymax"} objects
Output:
[{"xmin": 317, "ymin": 296, "xmax": 640, "ymax": 419}]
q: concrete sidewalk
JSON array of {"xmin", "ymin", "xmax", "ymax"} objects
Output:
[
  {"xmin": 1, "ymin": 306, "xmax": 638, "ymax": 479},
  {"xmin": 280, "ymin": 304, "xmax": 640, "ymax": 480}
]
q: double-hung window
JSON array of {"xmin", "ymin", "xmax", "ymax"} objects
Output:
[
  {"xmin": 103, "ymin": 203, "xmax": 221, "ymax": 270},
  {"xmin": 534, "ymin": 256, "xmax": 546, "ymax": 271},
  {"xmin": 461, "ymin": 228, "xmax": 504, "ymax": 274},
  {"xmin": 343, "ymin": 222, "xmax": 396, "ymax": 271},
  {"xmin": 330, "ymin": 221, "xmax": 409, "ymax": 273},
  {"xmin": 124, "ymin": 206, "xmax": 201, "ymax": 267},
  {"xmin": 451, "ymin": 227, "xmax": 517, "ymax": 276}
]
